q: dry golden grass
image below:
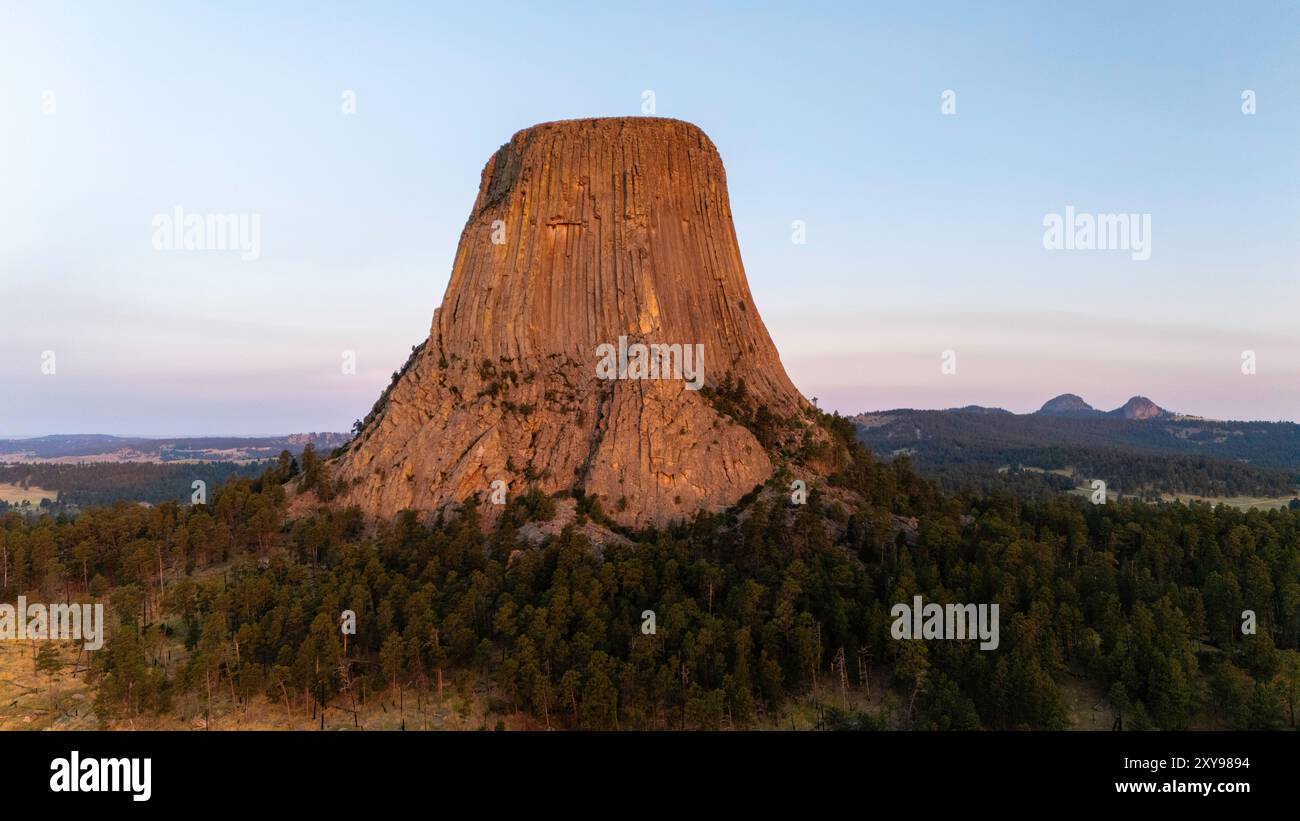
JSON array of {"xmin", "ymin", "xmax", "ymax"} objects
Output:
[
  {"xmin": 0, "ymin": 626, "xmax": 520, "ymax": 731},
  {"xmin": 1159, "ymin": 492, "xmax": 1298, "ymax": 511},
  {"xmin": 0, "ymin": 639, "xmax": 97, "ymax": 730},
  {"xmin": 0, "ymin": 482, "xmax": 56, "ymax": 505},
  {"xmin": 1058, "ymin": 673, "xmax": 1116, "ymax": 731}
]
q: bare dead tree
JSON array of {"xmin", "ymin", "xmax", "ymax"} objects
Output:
[
  {"xmin": 832, "ymin": 647, "xmax": 848, "ymax": 708},
  {"xmin": 857, "ymin": 647, "xmax": 870, "ymax": 698}
]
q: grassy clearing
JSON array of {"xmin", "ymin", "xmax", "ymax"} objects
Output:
[
  {"xmin": 0, "ymin": 599, "xmax": 518, "ymax": 731},
  {"xmin": 1159, "ymin": 492, "xmax": 1299, "ymax": 511},
  {"xmin": 0, "ymin": 483, "xmax": 56, "ymax": 505},
  {"xmin": 0, "ymin": 632, "xmax": 511, "ymax": 731},
  {"xmin": 1021, "ymin": 465, "xmax": 1076, "ymax": 478},
  {"xmin": 1058, "ymin": 673, "xmax": 1116, "ymax": 731},
  {"xmin": 0, "ymin": 640, "xmax": 96, "ymax": 730},
  {"xmin": 1067, "ymin": 485, "xmax": 1119, "ymax": 503}
]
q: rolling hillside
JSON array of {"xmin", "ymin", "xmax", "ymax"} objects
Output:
[{"xmin": 854, "ymin": 399, "xmax": 1300, "ymax": 501}]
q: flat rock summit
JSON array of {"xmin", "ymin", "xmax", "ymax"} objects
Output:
[{"xmin": 333, "ymin": 117, "xmax": 821, "ymax": 528}]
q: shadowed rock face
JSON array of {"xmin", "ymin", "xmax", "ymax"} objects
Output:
[{"xmin": 335, "ymin": 117, "xmax": 812, "ymax": 527}]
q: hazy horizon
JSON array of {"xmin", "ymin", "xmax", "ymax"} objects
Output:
[
  {"xmin": 3, "ymin": 1, "xmax": 1297, "ymax": 435},
  {"xmin": 5, "ymin": 385, "xmax": 1298, "ymax": 441}
]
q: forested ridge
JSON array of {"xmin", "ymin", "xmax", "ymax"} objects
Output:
[
  {"xmin": 0, "ymin": 462, "xmax": 268, "ymax": 511},
  {"xmin": 855, "ymin": 409, "xmax": 1300, "ymax": 500},
  {"xmin": 0, "ymin": 433, "xmax": 348, "ymax": 461},
  {"xmin": 2, "ymin": 428, "xmax": 1298, "ymax": 731}
]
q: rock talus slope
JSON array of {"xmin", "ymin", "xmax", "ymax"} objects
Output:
[{"xmin": 335, "ymin": 117, "xmax": 814, "ymax": 527}]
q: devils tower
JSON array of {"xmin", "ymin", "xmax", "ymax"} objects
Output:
[{"xmin": 333, "ymin": 117, "xmax": 821, "ymax": 528}]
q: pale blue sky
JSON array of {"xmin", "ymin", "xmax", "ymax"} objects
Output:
[{"xmin": 1, "ymin": 1, "xmax": 1297, "ymax": 434}]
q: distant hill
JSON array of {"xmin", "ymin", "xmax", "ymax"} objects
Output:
[
  {"xmin": 1036, "ymin": 393, "xmax": 1104, "ymax": 418},
  {"xmin": 1109, "ymin": 395, "xmax": 1168, "ymax": 419},
  {"xmin": 950, "ymin": 405, "xmax": 1012, "ymax": 415},
  {"xmin": 1035, "ymin": 393, "xmax": 1169, "ymax": 419},
  {"xmin": 853, "ymin": 398, "xmax": 1300, "ymax": 501},
  {"xmin": 0, "ymin": 433, "xmax": 349, "ymax": 464}
]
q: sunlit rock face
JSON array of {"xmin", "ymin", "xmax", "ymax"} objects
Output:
[{"xmin": 335, "ymin": 118, "xmax": 813, "ymax": 528}]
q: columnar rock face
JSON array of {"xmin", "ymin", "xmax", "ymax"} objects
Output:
[{"xmin": 335, "ymin": 117, "xmax": 813, "ymax": 527}]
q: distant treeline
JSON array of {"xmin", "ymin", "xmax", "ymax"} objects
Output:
[
  {"xmin": 856, "ymin": 410, "xmax": 1300, "ymax": 500},
  {"xmin": 0, "ymin": 462, "xmax": 269, "ymax": 508},
  {"xmin": 916, "ymin": 448, "xmax": 1297, "ymax": 500},
  {"xmin": 0, "ymin": 433, "xmax": 348, "ymax": 461}
]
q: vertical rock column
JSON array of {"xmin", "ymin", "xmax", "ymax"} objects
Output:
[{"xmin": 335, "ymin": 117, "xmax": 813, "ymax": 528}]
